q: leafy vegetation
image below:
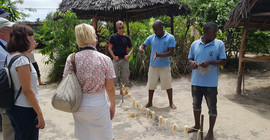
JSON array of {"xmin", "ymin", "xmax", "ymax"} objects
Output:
[
  {"xmin": 37, "ymin": 10, "xmax": 90, "ymax": 82},
  {"xmin": 0, "ymin": 0, "xmax": 36, "ymax": 21}
]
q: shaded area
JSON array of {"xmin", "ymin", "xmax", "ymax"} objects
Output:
[{"xmin": 225, "ymin": 85, "xmax": 270, "ymax": 121}]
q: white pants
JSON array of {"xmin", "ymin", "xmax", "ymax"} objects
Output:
[{"xmin": 73, "ymin": 93, "xmax": 113, "ymax": 140}]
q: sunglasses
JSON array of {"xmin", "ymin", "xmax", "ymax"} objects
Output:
[{"xmin": 118, "ymin": 27, "xmax": 124, "ymax": 29}]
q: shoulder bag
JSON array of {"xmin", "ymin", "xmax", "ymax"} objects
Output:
[{"xmin": 51, "ymin": 53, "xmax": 82, "ymax": 112}]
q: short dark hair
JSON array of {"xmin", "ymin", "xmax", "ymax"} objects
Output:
[
  {"xmin": 7, "ymin": 23, "xmax": 34, "ymax": 53},
  {"xmin": 203, "ymin": 22, "xmax": 218, "ymax": 32}
]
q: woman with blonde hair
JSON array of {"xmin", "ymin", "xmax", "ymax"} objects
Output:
[
  {"xmin": 6, "ymin": 23, "xmax": 45, "ymax": 140},
  {"xmin": 63, "ymin": 23, "xmax": 116, "ymax": 140}
]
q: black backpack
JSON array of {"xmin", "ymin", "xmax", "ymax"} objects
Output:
[{"xmin": 0, "ymin": 55, "xmax": 22, "ymax": 110}]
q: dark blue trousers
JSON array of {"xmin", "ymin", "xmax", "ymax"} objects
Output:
[{"xmin": 6, "ymin": 105, "xmax": 39, "ymax": 140}]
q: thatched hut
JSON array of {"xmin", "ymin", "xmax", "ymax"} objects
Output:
[
  {"xmin": 58, "ymin": 0, "xmax": 190, "ymax": 35},
  {"xmin": 225, "ymin": 0, "xmax": 270, "ymax": 94}
]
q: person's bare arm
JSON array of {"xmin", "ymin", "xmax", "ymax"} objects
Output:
[
  {"xmin": 200, "ymin": 59, "xmax": 226, "ymax": 68},
  {"xmin": 108, "ymin": 44, "xmax": 119, "ymax": 61},
  {"xmin": 139, "ymin": 44, "xmax": 147, "ymax": 55},
  {"xmin": 124, "ymin": 46, "xmax": 134, "ymax": 60},
  {"xmin": 153, "ymin": 47, "xmax": 174, "ymax": 61},
  {"xmin": 105, "ymin": 78, "xmax": 115, "ymax": 120},
  {"xmin": 17, "ymin": 65, "xmax": 45, "ymax": 129},
  {"xmin": 188, "ymin": 59, "xmax": 199, "ymax": 69}
]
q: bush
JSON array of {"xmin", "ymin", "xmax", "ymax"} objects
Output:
[{"xmin": 39, "ymin": 10, "xmax": 91, "ymax": 82}]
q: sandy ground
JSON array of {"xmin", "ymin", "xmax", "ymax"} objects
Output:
[{"xmin": 1, "ymin": 50, "xmax": 270, "ymax": 140}]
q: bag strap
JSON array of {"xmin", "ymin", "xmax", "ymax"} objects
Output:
[
  {"xmin": 7, "ymin": 54, "xmax": 31, "ymax": 103},
  {"xmin": 71, "ymin": 53, "xmax": 76, "ymax": 74},
  {"xmin": 0, "ymin": 41, "xmax": 6, "ymax": 51},
  {"xmin": 71, "ymin": 46, "xmax": 95, "ymax": 74}
]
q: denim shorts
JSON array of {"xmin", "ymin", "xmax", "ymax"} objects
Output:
[{"xmin": 191, "ymin": 85, "xmax": 218, "ymax": 116}]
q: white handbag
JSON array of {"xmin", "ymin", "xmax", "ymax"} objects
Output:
[{"xmin": 51, "ymin": 53, "xmax": 82, "ymax": 112}]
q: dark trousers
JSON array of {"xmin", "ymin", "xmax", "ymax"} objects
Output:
[{"xmin": 6, "ymin": 106, "xmax": 39, "ymax": 140}]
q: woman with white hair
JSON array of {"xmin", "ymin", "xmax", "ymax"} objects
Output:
[{"xmin": 63, "ymin": 23, "xmax": 116, "ymax": 140}]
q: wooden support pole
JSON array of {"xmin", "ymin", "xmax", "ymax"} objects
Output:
[
  {"xmin": 236, "ymin": 20, "xmax": 249, "ymax": 94},
  {"xmin": 200, "ymin": 114, "xmax": 204, "ymax": 140},
  {"xmin": 170, "ymin": 15, "xmax": 174, "ymax": 35},
  {"xmin": 126, "ymin": 14, "xmax": 130, "ymax": 36},
  {"xmin": 113, "ymin": 18, "xmax": 117, "ymax": 33}
]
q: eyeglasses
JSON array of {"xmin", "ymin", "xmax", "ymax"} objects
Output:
[{"xmin": 118, "ymin": 27, "xmax": 124, "ymax": 29}]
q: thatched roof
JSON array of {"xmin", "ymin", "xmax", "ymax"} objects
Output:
[
  {"xmin": 58, "ymin": 0, "xmax": 190, "ymax": 22},
  {"xmin": 225, "ymin": 0, "xmax": 270, "ymax": 30}
]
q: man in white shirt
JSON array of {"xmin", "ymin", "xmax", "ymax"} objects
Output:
[{"xmin": 0, "ymin": 17, "xmax": 15, "ymax": 140}]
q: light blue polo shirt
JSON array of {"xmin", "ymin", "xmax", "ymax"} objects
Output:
[
  {"xmin": 188, "ymin": 37, "xmax": 226, "ymax": 87},
  {"xmin": 144, "ymin": 31, "xmax": 175, "ymax": 67}
]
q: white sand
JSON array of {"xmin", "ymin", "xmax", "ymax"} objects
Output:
[{"xmin": 1, "ymin": 50, "xmax": 270, "ymax": 140}]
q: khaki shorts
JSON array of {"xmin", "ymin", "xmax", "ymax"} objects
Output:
[{"xmin": 147, "ymin": 66, "xmax": 172, "ymax": 90}]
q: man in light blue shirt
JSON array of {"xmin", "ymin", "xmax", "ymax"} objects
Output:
[
  {"xmin": 139, "ymin": 20, "xmax": 177, "ymax": 110},
  {"xmin": 187, "ymin": 22, "xmax": 226, "ymax": 140},
  {"xmin": 0, "ymin": 17, "xmax": 15, "ymax": 140}
]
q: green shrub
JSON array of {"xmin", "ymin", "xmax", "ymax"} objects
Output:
[{"xmin": 39, "ymin": 10, "xmax": 91, "ymax": 82}]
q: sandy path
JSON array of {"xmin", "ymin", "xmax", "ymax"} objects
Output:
[{"xmin": 1, "ymin": 50, "xmax": 270, "ymax": 140}]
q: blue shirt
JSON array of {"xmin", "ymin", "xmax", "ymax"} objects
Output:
[
  {"xmin": 144, "ymin": 31, "xmax": 175, "ymax": 67},
  {"xmin": 188, "ymin": 37, "xmax": 226, "ymax": 87},
  {"xmin": 0, "ymin": 39, "xmax": 8, "ymax": 68}
]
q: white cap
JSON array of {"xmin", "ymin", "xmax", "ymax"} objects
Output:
[{"xmin": 0, "ymin": 17, "xmax": 14, "ymax": 29}]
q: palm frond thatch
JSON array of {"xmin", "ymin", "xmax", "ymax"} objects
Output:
[
  {"xmin": 225, "ymin": 0, "xmax": 270, "ymax": 30},
  {"xmin": 58, "ymin": 0, "xmax": 190, "ymax": 21}
]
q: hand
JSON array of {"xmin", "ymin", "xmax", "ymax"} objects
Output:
[
  {"xmin": 191, "ymin": 61, "xmax": 199, "ymax": 69},
  {"xmin": 113, "ymin": 56, "xmax": 119, "ymax": 62},
  {"xmin": 199, "ymin": 61, "xmax": 210, "ymax": 68},
  {"xmin": 153, "ymin": 51, "xmax": 157, "ymax": 61},
  {"xmin": 110, "ymin": 106, "xmax": 115, "ymax": 120},
  {"xmin": 139, "ymin": 48, "xmax": 145, "ymax": 55},
  {"xmin": 36, "ymin": 114, "xmax": 45, "ymax": 129},
  {"xmin": 124, "ymin": 55, "xmax": 130, "ymax": 60}
]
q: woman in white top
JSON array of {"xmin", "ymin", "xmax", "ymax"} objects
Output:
[
  {"xmin": 63, "ymin": 23, "xmax": 116, "ymax": 140},
  {"xmin": 6, "ymin": 23, "xmax": 45, "ymax": 140}
]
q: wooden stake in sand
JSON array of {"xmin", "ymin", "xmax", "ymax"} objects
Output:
[
  {"xmin": 165, "ymin": 119, "xmax": 169, "ymax": 128},
  {"xmin": 146, "ymin": 108, "xmax": 150, "ymax": 119},
  {"xmin": 140, "ymin": 105, "xmax": 144, "ymax": 114},
  {"xmin": 200, "ymin": 114, "xmax": 204, "ymax": 140},
  {"xmin": 159, "ymin": 116, "xmax": 163, "ymax": 126},
  {"xmin": 172, "ymin": 124, "xmax": 177, "ymax": 132},
  {"xmin": 184, "ymin": 114, "xmax": 204, "ymax": 140},
  {"xmin": 128, "ymin": 93, "xmax": 131, "ymax": 99},
  {"xmin": 152, "ymin": 111, "xmax": 155, "ymax": 121},
  {"xmin": 132, "ymin": 98, "xmax": 135, "ymax": 108}
]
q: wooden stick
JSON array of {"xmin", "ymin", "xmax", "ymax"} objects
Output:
[{"xmin": 200, "ymin": 114, "xmax": 204, "ymax": 140}]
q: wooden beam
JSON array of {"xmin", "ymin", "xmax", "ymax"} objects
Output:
[
  {"xmin": 252, "ymin": 12, "xmax": 270, "ymax": 16},
  {"xmin": 236, "ymin": 20, "xmax": 249, "ymax": 94},
  {"xmin": 242, "ymin": 57, "xmax": 270, "ymax": 63},
  {"xmin": 249, "ymin": 0, "xmax": 259, "ymax": 11}
]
